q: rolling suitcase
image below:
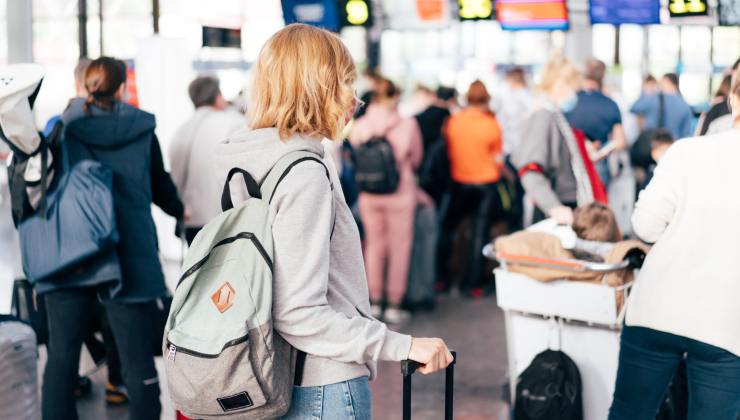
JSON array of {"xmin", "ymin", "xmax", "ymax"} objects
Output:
[
  {"xmin": 0, "ymin": 315, "xmax": 40, "ymax": 420},
  {"xmin": 401, "ymin": 351, "xmax": 457, "ymax": 420}
]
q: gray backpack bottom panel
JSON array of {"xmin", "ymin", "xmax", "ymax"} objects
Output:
[{"xmin": 166, "ymin": 320, "xmax": 295, "ymax": 419}]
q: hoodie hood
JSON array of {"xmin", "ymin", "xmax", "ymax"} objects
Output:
[
  {"xmin": 215, "ymin": 127, "xmax": 326, "ymax": 185},
  {"xmin": 61, "ymin": 97, "xmax": 156, "ymax": 148}
]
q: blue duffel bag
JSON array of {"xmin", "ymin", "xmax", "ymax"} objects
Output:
[{"xmin": 18, "ymin": 142, "xmax": 118, "ymax": 283}]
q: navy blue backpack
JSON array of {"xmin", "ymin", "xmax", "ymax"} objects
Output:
[{"xmin": 18, "ymin": 139, "xmax": 118, "ymax": 283}]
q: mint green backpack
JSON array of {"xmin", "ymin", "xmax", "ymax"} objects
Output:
[{"xmin": 163, "ymin": 151, "xmax": 332, "ymax": 419}]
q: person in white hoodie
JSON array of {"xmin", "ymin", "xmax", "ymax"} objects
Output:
[
  {"xmin": 169, "ymin": 76, "xmax": 245, "ymax": 244},
  {"xmin": 214, "ymin": 24, "xmax": 453, "ymax": 420},
  {"xmin": 609, "ymin": 74, "xmax": 740, "ymax": 419}
]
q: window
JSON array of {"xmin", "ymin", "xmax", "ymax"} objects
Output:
[
  {"xmin": 0, "ymin": 0, "xmax": 7, "ymax": 65},
  {"xmin": 101, "ymin": 0, "xmax": 153, "ymax": 58},
  {"xmin": 32, "ymin": 0, "xmax": 79, "ymax": 128}
]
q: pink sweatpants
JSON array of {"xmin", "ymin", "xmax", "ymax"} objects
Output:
[{"xmin": 359, "ymin": 194, "xmax": 416, "ymax": 306}]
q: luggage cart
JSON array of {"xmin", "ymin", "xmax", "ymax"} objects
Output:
[{"xmin": 483, "ymin": 244, "xmax": 636, "ymax": 420}]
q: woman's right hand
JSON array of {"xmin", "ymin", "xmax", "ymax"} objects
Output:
[{"xmin": 408, "ymin": 337, "xmax": 454, "ymax": 375}]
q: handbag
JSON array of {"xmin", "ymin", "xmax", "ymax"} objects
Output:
[{"xmin": 18, "ymin": 140, "xmax": 119, "ymax": 283}]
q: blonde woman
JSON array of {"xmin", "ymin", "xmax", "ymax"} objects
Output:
[
  {"xmin": 512, "ymin": 54, "xmax": 607, "ymax": 226},
  {"xmin": 216, "ymin": 24, "xmax": 453, "ymax": 419}
]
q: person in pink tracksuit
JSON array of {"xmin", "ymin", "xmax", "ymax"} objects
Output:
[{"xmin": 350, "ymin": 78, "xmax": 424, "ymax": 324}]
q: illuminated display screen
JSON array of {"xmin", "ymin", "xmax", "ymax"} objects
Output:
[
  {"xmin": 496, "ymin": 0, "xmax": 569, "ymax": 31},
  {"xmin": 202, "ymin": 26, "xmax": 242, "ymax": 48},
  {"xmin": 459, "ymin": 0, "xmax": 494, "ymax": 20},
  {"xmin": 341, "ymin": 0, "xmax": 373, "ymax": 27},
  {"xmin": 718, "ymin": 0, "xmax": 740, "ymax": 25},
  {"xmin": 668, "ymin": 0, "xmax": 709, "ymax": 17},
  {"xmin": 281, "ymin": 0, "xmax": 340, "ymax": 32},
  {"xmin": 589, "ymin": 0, "xmax": 661, "ymax": 25}
]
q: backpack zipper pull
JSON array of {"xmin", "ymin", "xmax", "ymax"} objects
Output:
[{"xmin": 168, "ymin": 344, "xmax": 177, "ymax": 361}]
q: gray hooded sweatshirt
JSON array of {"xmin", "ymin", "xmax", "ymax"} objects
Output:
[{"xmin": 215, "ymin": 127, "xmax": 412, "ymax": 387}]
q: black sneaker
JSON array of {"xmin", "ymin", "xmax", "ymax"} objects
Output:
[{"xmin": 74, "ymin": 376, "xmax": 93, "ymax": 399}]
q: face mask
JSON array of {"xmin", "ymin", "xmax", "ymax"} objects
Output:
[{"xmin": 559, "ymin": 93, "xmax": 578, "ymax": 113}]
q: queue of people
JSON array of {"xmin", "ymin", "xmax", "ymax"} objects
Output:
[{"xmin": 5, "ymin": 21, "xmax": 740, "ymax": 419}]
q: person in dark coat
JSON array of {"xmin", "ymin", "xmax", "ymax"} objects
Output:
[{"xmin": 42, "ymin": 57, "xmax": 183, "ymax": 420}]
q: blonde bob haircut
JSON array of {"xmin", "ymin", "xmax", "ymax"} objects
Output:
[
  {"xmin": 248, "ymin": 23, "xmax": 357, "ymax": 140},
  {"xmin": 538, "ymin": 53, "xmax": 581, "ymax": 95}
]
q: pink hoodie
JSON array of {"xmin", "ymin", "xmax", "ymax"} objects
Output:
[{"xmin": 349, "ymin": 104, "xmax": 423, "ymax": 205}]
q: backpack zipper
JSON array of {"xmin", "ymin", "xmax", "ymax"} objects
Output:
[
  {"xmin": 177, "ymin": 232, "xmax": 272, "ymax": 288},
  {"xmin": 166, "ymin": 334, "xmax": 249, "ymax": 359}
]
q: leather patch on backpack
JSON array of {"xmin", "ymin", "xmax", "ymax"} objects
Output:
[
  {"xmin": 211, "ymin": 282, "xmax": 235, "ymax": 313},
  {"xmin": 217, "ymin": 391, "xmax": 253, "ymax": 412}
]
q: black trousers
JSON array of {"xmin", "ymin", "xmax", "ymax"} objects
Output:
[
  {"xmin": 42, "ymin": 288, "xmax": 161, "ymax": 420},
  {"xmin": 436, "ymin": 182, "xmax": 503, "ymax": 291},
  {"xmin": 80, "ymin": 302, "xmax": 123, "ymax": 386}
]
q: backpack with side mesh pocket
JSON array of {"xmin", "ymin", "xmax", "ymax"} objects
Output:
[{"xmin": 162, "ymin": 151, "xmax": 332, "ymax": 419}]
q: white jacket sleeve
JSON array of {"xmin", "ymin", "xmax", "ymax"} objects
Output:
[
  {"xmin": 631, "ymin": 144, "xmax": 684, "ymax": 243},
  {"xmin": 270, "ymin": 162, "xmax": 412, "ymax": 363}
]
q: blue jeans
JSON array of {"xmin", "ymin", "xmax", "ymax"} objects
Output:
[
  {"xmin": 609, "ymin": 326, "xmax": 740, "ymax": 420},
  {"xmin": 281, "ymin": 376, "xmax": 371, "ymax": 420}
]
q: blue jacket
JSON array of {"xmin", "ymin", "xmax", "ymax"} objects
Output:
[{"xmin": 59, "ymin": 98, "xmax": 183, "ymax": 302}]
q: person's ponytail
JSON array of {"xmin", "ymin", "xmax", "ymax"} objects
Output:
[{"xmin": 83, "ymin": 57, "xmax": 126, "ymax": 115}]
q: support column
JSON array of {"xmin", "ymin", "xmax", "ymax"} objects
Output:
[
  {"xmin": 564, "ymin": 0, "xmax": 592, "ymax": 65},
  {"xmin": 7, "ymin": 0, "xmax": 33, "ymax": 63},
  {"xmin": 78, "ymin": 0, "xmax": 88, "ymax": 57}
]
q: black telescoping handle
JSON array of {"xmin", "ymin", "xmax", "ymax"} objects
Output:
[{"xmin": 402, "ymin": 351, "xmax": 457, "ymax": 420}]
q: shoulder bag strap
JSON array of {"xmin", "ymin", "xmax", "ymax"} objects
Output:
[{"xmin": 657, "ymin": 93, "xmax": 666, "ymax": 129}]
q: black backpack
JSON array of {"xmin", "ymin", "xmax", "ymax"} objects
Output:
[
  {"xmin": 354, "ymin": 136, "xmax": 400, "ymax": 194},
  {"xmin": 514, "ymin": 349, "xmax": 583, "ymax": 420}
]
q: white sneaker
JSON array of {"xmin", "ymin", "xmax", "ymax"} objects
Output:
[
  {"xmin": 370, "ymin": 304, "xmax": 383, "ymax": 318},
  {"xmin": 383, "ymin": 307, "xmax": 411, "ymax": 324}
]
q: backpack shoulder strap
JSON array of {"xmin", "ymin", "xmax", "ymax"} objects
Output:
[
  {"xmin": 260, "ymin": 150, "xmax": 336, "ymax": 234},
  {"xmin": 260, "ymin": 151, "xmax": 333, "ymax": 202}
]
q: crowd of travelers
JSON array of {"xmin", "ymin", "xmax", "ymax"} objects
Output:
[{"xmin": 3, "ymin": 22, "xmax": 740, "ymax": 419}]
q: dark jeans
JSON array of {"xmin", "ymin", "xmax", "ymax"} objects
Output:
[
  {"xmin": 42, "ymin": 288, "xmax": 161, "ymax": 420},
  {"xmin": 81, "ymin": 303, "xmax": 123, "ymax": 385},
  {"xmin": 609, "ymin": 326, "xmax": 740, "ymax": 420},
  {"xmin": 104, "ymin": 300, "xmax": 161, "ymax": 420},
  {"xmin": 437, "ymin": 182, "xmax": 502, "ymax": 291}
]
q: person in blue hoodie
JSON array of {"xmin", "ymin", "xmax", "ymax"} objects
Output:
[{"xmin": 42, "ymin": 57, "xmax": 183, "ymax": 420}]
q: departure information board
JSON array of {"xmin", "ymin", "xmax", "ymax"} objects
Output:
[
  {"xmin": 589, "ymin": 0, "xmax": 661, "ymax": 25},
  {"xmin": 496, "ymin": 0, "xmax": 569, "ymax": 31},
  {"xmin": 668, "ymin": 0, "xmax": 709, "ymax": 17},
  {"xmin": 281, "ymin": 0, "xmax": 341, "ymax": 32}
]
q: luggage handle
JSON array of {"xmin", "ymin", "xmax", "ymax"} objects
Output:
[{"xmin": 402, "ymin": 351, "xmax": 456, "ymax": 420}]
